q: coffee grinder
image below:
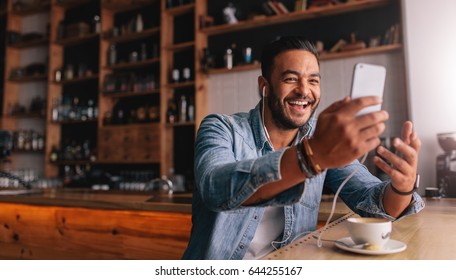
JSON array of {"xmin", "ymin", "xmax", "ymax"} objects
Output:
[{"xmin": 436, "ymin": 132, "xmax": 456, "ymax": 197}]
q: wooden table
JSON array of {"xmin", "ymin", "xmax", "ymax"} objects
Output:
[{"xmin": 263, "ymin": 198, "xmax": 456, "ymax": 260}]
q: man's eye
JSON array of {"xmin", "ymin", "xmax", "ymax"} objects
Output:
[
  {"xmin": 310, "ymin": 79, "xmax": 320, "ymax": 84},
  {"xmin": 284, "ymin": 77, "xmax": 297, "ymax": 82}
]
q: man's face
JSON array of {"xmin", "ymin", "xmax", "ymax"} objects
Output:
[{"xmin": 266, "ymin": 50, "xmax": 321, "ymax": 130}]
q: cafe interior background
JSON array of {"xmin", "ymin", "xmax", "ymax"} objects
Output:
[{"xmin": 0, "ymin": 0, "xmax": 455, "ymax": 260}]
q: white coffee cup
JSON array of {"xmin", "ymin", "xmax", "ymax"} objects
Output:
[{"xmin": 346, "ymin": 217, "xmax": 392, "ymax": 250}]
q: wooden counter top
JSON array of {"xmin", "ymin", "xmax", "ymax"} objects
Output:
[
  {"xmin": 0, "ymin": 188, "xmax": 193, "ymax": 259},
  {"xmin": 0, "ymin": 188, "xmax": 192, "ymax": 213},
  {"xmin": 263, "ymin": 198, "xmax": 456, "ymax": 260}
]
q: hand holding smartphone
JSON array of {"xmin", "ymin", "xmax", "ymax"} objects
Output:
[{"xmin": 350, "ymin": 63, "xmax": 386, "ymax": 116}]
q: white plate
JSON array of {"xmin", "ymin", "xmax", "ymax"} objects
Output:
[{"xmin": 334, "ymin": 237, "xmax": 407, "ymax": 255}]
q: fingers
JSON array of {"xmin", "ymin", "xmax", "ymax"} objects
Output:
[
  {"xmin": 338, "ymin": 96, "xmax": 383, "ymax": 116},
  {"xmin": 376, "ymin": 143, "xmax": 415, "ymax": 175},
  {"xmin": 373, "ymin": 155, "xmax": 403, "ymax": 179},
  {"xmin": 360, "ymin": 121, "xmax": 386, "ymax": 142},
  {"xmin": 409, "ymin": 131, "xmax": 421, "ymax": 153},
  {"xmin": 401, "ymin": 121, "xmax": 412, "ymax": 143},
  {"xmin": 322, "ymin": 96, "xmax": 351, "ymax": 114},
  {"xmin": 356, "ymin": 110, "xmax": 389, "ymax": 130}
]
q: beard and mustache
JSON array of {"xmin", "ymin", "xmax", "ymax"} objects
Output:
[{"xmin": 265, "ymin": 84, "xmax": 319, "ymax": 130}]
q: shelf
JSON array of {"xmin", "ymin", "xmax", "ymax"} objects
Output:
[
  {"xmin": 8, "ymin": 74, "xmax": 47, "ymax": 83},
  {"xmin": 53, "ymin": 75, "xmax": 99, "ymax": 85},
  {"xmin": 10, "ymin": 2, "xmax": 50, "ymax": 16},
  {"xmin": 105, "ymin": 57, "xmax": 160, "ymax": 70},
  {"xmin": 54, "ymin": 0, "xmax": 93, "ymax": 10},
  {"xmin": 51, "ymin": 119, "xmax": 98, "ymax": 125},
  {"xmin": 167, "ymin": 41, "xmax": 194, "ymax": 52},
  {"xmin": 102, "ymin": 122, "xmax": 159, "ymax": 129},
  {"xmin": 320, "ymin": 43, "xmax": 402, "ymax": 61},
  {"xmin": 166, "ymin": 80, "xmax": 195, "ymax": 89},
  {"xmin": 54, "ymin": 33, "xmax": 99, "ymax": 47},
  {"xmin": 7, "ymin": 38, "xmax": 49, "ymax": 49},
  {"xmin": 102, "ymin": 0, "xmax": 159, "ymax": 13},
  {"xmin": 95, "ymin": 159, "xmax": 160, "ymax": 164},
  {"xmin": 50, "ymin": 160, "xmax": 95, "ymax": 165},
  {"xmin": 201, "ymin": 0, "xmax": 391, "ymax": 36},
  {"xmin": 102, "ymin": 27, "xmax": 160, "ymax": 44},
  {"xmin": 101, "ymin": 89, "xmax": 160, "ymax": 98},
  {"xmin": 207, "ymin": 44, "xmax": 402, "ymax": 75},
  {"xmin": 167, "ymin": 121, "xmax": 195, "ymax": 128},
  {"xmin": 6, "ymin": 113, "xmax": 46, "ymax": 119},
  {"xmin": 166, "ymin": 3, "xmax": 195, "ymax": 16},
  {"xmin": 207, "ymin": 62, "xmax": 260, "ymax": 75},
  {"xmin": 12, "ymin": 149, "xmax": 45, "ymax": 154}
]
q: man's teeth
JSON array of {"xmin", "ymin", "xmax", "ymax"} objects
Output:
[{"xmin": 289, "ymin": 100, "xmax": 309, "ymax": 106}]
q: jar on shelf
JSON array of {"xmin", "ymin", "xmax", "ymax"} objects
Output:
[
  {"xmin": 166, "ymin": 99, "xmax": 177, "ymax": 123},
  {"xmin": 64, "ymin": 64, "xmax": 74, "ymax": 80},
  {"xmin": 179, "ymin": 95, "xmax": 187, "ymax": 122},
  {"xmin": 108, "ymin": 44, "xmax": 117, "ymax": 66}
]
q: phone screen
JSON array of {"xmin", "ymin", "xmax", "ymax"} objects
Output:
[{"xmin": 350, "ymin": 63, "xmax": 386, "ymax": 116}]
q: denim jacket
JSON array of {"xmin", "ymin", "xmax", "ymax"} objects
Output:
[{"xmin": 182, "ymin": 102, "xmax": 424, "ymax": 260}]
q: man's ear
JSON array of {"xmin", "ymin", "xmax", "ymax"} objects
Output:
[{"xmin": 258, "ymin": 76, "xmax": 268, "ymax": 98}]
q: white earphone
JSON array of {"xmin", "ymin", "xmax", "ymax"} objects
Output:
[{"xmin": 262, "ymin": 86, "xmax": 266, "ymax": 97}]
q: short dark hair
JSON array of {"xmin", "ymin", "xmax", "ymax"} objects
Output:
[{"xmin": 260, "ymin": 36, "xmax": 319, "ymax": 82}]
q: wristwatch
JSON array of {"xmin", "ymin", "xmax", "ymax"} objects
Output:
[{"xmin": 390, "ymin": 174, "xmax": 420, "ymax": 195}]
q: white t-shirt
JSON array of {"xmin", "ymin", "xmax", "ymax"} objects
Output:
[{"xmin": 243, "ymin": 206, "xmax": 284, "ymax": 260}]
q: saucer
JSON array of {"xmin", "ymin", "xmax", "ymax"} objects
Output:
[{"xmin": 334, "ymin": 237, "xmax": 407, "ymax": 255}]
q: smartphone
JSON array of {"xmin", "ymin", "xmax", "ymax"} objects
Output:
[{"xmin": 350, "ymin": 63, "xmax": 386, "ymax": 116}]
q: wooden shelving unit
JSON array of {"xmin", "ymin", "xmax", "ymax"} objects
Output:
[
  {"xmin": 102, "ymin": 26, "xmax": 160, "ymax": 43},
  {"xmin": 1, "ymin": 0, "xmax": 49, "ymax": 175},
  {"xmin": 97, "ymin": 0, "xmax": 162, "ymax": 169},
  {"xmin": 53, "ymin": 33, "xmax": 99, "ymax": 47},
  {"xmin": 101, "ymin": 89, "xmax": 160, "ymax": 99},
  {"xmin": 207, "ymin": 44, "xmax": 402, "ymax": 75},
  {"xmin": 0, "ymin": 0, "xmax": 404, "ymax": 191},
  {"xmin": 45, "ymin": 0, "xmax": 101, "ymax": 177},
  {"xmin": 54, "ymin": 0, "xmax": 93, "ymax": 10},
  {"xmin": 103, "ymin": 57, "xmax": 159, "ymax": 70},
  {"xmin": 167, "ymin": 40, "xmax": 194, "ymax": 52},
  {"xmin": 9, "ymin": 1, "xmax": 51, "ymax": 16},
  {"xmin": 7, "ymin": 38, "xmax": 49, "ymax": 49},
  {"xmin": 8, "ymin": 74, "xmax": 48, "ymax": 83},
  {"xmin": 201, "ymin": 0, "xmax": 391, "ymax": 36},
  {"xmin": 166, "ymin": 2, "xmax": 194, "ymax": 16},
  {"xmin": 101, "ymin": 0, "xmax": 158, "ymax": 13},
  {"xmin": 160, "ymin": 0, "xmax": 199, "ymax": 179},
  {"xmin": 51, "ymin": 74, "xmax": 99, "ymax": 85}
]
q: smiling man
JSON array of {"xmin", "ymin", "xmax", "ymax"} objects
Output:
[{"xmin": 182, "ymin": 36, "xmax": 424, "ymax": 260}]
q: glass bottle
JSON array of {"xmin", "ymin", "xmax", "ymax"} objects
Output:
[
  {"xmin": 136, "ymin": 14, "xmax": 144, "ymax": 32},
  {"xmin": 51, "ymin": 97, "xmax": 60, "ymax": 122},
  {"xmin": 93, "ymin": 15, "xmax": 101, "ymax": 33},
  {"xmin": 179, "ymin": 95, "xmax": 187, "ymax": 122},
  {"xmin": 166, "ymin": 99, "xmax": 177, "ymax": 123},
  {"xmin": 64, "ymin": 64, "xmax": 74, "ymax": 80},
  {"xmin": 108, "ymin": 44, "xmax": 117, "ymax": 66},
  {"xmin": 224, "ymin": 48, "xmax": 233, "ymax": 69},
  {"xmin": 37, "ymin": 134, "xmax": 45, "ymax": 151},
  {"xmin": 140, "ymin": 43, "xmax": 148, "ymax": 61},
  {"xmin": 50, "ymin": 145, "xmax": 59, "ymax": 162},
  {"xmin": 87, "ymin": 99, "xmax": 95, "ymax": 119},
  {"xmin": 188, "ymin": 97, "xmax": 195, "ymax": 121}
]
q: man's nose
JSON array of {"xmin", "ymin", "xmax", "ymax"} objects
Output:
[{"xmin": 296, "ymin": 80, "xmax": 311, "ymax": 97}]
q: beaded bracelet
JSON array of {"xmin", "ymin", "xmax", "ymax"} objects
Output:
[
  {"xmin": 295, "ymin": 145, "xmax": 316, "ymax": 178},
  {"xmin": 302, "ymin": 138, "xmax": 322, "ymax": 174}
]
